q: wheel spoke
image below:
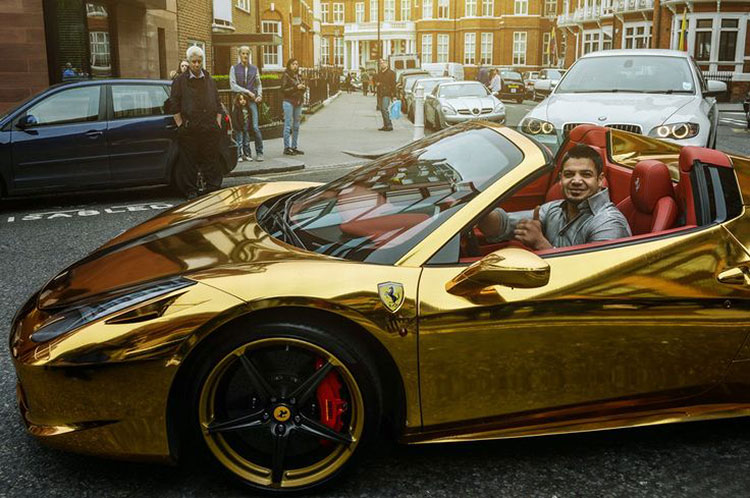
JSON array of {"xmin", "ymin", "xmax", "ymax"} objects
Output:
[
  {"xmin": 289, "ymin": 360, "xmax": 333, "ymax": 404},
  {"xmin": 238, "ymin": 353, "xmax": 275, "ymax": 401},
  {"xmin": 271, "ymin": 431, "xmax": 289, "ymax": 484},
  {"xmin": 206, "ymin": 409, "xmax": 266, "ymax": 434},
  {"xmin": 298, "ymin": 414, "xmax": 354, "ymax": 445}
]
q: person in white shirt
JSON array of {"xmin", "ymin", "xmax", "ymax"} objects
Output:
[{"xmin": 489, "ymin": 69, "xmax": 502, "ymax": 95}]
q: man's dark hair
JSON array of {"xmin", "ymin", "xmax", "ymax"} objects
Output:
[{"xmin": 561, "ymin": 144, "xmax": 603, "ymax": 175}]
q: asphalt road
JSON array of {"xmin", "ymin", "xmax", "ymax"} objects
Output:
[{"xmin": 1, "ymin": 106, "xmax": 750, "ymax": 497}]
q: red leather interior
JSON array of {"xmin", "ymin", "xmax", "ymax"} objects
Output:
[
  {"xmin": 617, "ymin": 160, "xmax": 678, "ymax": 235},
  {"xmin": 340, "ymin": 213, "xmax": 429, "ymax": 241},
  {"xmin": 679, "ymin": 146, "xmax": 732, "ymax": 173}
]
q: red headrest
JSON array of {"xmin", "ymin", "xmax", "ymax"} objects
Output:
[
  {"xmin": 679, "ymin": 146, "xmax": 732, "ymax": 173},
  {"xmin": 568, "ymin": 125, "xmax": 608, "ymax": 148},
  {"xmin": 631, "ymin": 160, "xmax": 674, "ymax": 213}
]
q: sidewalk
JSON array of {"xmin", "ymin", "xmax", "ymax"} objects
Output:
[{"xmin": 228, "ymin": 92, "xmax": 416, "ymax": 176}]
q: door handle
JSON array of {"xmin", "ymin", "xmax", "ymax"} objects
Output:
[
  {"xmin": 717, "ymin": 266, "xmax": 750, "ymax": 285},
  {"xmin": 85, "ymin": 130, "xmax": 103, "ymax": 139},
  {"xmin": 166, "ymin": 123, "xmax": 177, "ymax": 130}
]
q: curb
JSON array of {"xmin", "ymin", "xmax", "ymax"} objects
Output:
[{"xmin": 227, "ymin": 158, "xmax": 305, "ymax": 177}]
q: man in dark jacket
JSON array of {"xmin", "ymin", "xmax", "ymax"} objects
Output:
[
  {"xmin": 168, "ymin": 46, "xmax": 223, "ymax": 199},
  {"xmin": 374, "ymin": 59, "xmax": 396, "ymax": 131}
]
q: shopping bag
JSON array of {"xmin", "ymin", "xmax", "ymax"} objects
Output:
[{"xmin": 389, "ymin": 100, "xmax": 402, "ymax": 121}]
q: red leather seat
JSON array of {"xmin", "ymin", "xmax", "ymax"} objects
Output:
[{"xmin": 616, "ymin": 160, "xmax": 678, "ymax": 235}]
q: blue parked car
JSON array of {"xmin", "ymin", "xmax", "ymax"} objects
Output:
[{"xmin": 0, "ymin": 79, "xmax": 237, "ymax": 199}]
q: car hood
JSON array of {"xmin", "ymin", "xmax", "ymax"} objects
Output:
[
  {"xmin": 540, "ymin": 93, "xmax": 696, "ymax": 128},
  {"xmin": 442, "ymin": 96, "xmax": 497, "ymax": 110},
  {"xmin": 36, "ymin": 182, "xmax": 321, "ymax": 311}
]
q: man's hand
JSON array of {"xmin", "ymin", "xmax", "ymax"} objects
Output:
[
  {"xmin": 513, "ymin": 206, "xmax": 552, "ymax": 250},
  {"xmin": 255, "ymin": 96, "xmax": 262, "ymax": 103},
  {"xmin": 247, "ymin": 91, "xmax": 255, "ymax": 99}
]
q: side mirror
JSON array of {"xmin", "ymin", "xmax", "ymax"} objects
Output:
[
  {"xmin": 704, "ymin": 79, "xmax": 727, "ymax": 97},
  {"xmin": 446, "ymin": 247, "xmax": 550, "ymax": 295},
  {"xmin": 534, "ymin": 80, "xmax": 552, "ymax": 92},
  {"xmin": 16, "ymin": 114, "xmax": 38, "ymax": 129}
]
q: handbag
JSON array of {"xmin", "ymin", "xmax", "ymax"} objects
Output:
[{"xmin": 389, "ymin": 100, "xmax": 402, "ymax": 121}]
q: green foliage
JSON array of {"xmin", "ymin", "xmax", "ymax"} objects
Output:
[{"xmin": 213, "ymin": 73, "xmax": 280, "ymax": 90}]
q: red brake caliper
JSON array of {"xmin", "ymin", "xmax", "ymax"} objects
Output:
[{"xmin": 314, "ymin": 358, "xmax": 347, "ymax": 445}]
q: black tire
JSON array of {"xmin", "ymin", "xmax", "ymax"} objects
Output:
[{"xmin": 185, "ymin": 320, "xmax": 383, "ymax": 494}]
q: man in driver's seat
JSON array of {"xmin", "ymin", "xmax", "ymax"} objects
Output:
[{"xmin": 479, "ymin": 144, "xmax": 631, "ymax": 250}]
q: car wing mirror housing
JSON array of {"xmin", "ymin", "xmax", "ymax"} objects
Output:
[
  {"xmin": 534, "ymin": 80, "xmax": 552, "ymax": 92},
  {"xmin": 446, "ymin": 247, "xmax": 550, "ymax": 296},
  {"xmin": 705, "ymin": 80, "xmax": 727, "ymax": 97},
  {"xmin": 16, "ymin": 114, "xmax": 38, "ymax": 129}
]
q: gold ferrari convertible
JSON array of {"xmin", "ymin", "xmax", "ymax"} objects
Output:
[{"xmin": 10, "ymin": 122, "xmax": 750, "ymax": 493}]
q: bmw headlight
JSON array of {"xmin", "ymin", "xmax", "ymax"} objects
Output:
[
  {"xmin": 649, "ymin": 122, "xmax": 699, "ymax": 140},
  {"xmin": 441, "ymin": 105, "xmax": 456, "ymax": 115},
  {"xmin": 30, "ymin": 277, "xmax": 196, "ymax": 343},
  {"xmin": 520, "ymin": 117, "xmax": 556, "ymax": 135}
]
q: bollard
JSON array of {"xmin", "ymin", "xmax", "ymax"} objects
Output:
[{"xmin": 413, "ymin": 85, "xmax": 425, "ymax": 141}]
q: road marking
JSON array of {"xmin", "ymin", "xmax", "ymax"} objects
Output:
[
  {"xmin": 4, "ymin": 202, "xmax": 174, "ymax": 223},
  {"xmin": 720, "ymin": 118, "xmax": 748, "ymax": 127}
]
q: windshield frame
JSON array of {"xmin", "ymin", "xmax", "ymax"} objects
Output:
[
  {"xmin": 438, "ymin": 82, "xmax": 490, "ymax": 98},
  {"xmin": 555, "ymin": 55, "xmax": 697, "ymax": 95}
]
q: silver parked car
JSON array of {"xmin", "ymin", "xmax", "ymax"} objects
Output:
[
  {"xmin": 532, "ymin": 68, "xmax": 566, "ymax": 101},
  {"xmin": 521, "ymin": 49, "xmax": 726, "ymax": 148},
  {"xmin": 405, "ymin": 76, "xmax": 454, "ymax": 121},
  {"xmin": 424, "ymin": 81, "xmax": 505, "ymax": 130}
]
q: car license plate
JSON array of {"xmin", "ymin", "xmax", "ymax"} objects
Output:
[{"xmin": 510, "ymin": 88, "xmax": 517, "ymax": 93}]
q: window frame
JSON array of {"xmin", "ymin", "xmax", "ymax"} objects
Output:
[
  {"xmin": 333, "ymin": 3, "xmax": 345, "ymax": 24},
  {"xmin": 22, "ymin": 84, "xmax": 105, "ymax": 128},
  {"xmin": 422, "ymin": 34, "xmax": 433, "ymax": 63},
  {"xmin": 438, "ymin": 0, "xmax": 449, "ymax": 19},
  {"xmin": 261, "ymin": 21, "xmax": 283, "ymax": 69},
  {"xmin": 464, "ymin": 32, "xmax": 476, "ymax": 65},
  {"xmin": 321, "ymin": 3, "xmax": 329, "ymax": 23},
  {"xmin": 356, "ymin": 2, "xmax": 365, "ymax": 23},
  {"xmin": 512, "ymin": 32, "xmax": 527, "ymax": 65},
  {"xmin": 437, "ymin": 34, "xmax": 450, "ymax": 63},
  {"xmin": 480, "ymin": 33, "xmax": 493, "ymax": 65},
  {"xmin": 514, "ymin": 0, "xmax": 528, "ymax": 16},
  {"xmin": 109, "ymin": 83, "xmax": 169, "ymax": 121},
  {"xmin": 482, "ymin": 0, "xmax": 493, "ymax": 16},
  {"xmin": 422, "ymin": 0, "xmax": 433, "ymax": 19}
]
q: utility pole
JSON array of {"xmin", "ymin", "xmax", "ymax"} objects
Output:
[{"xmin": 377, "ymin": 0, "xmax": 381, "ymax": 59}]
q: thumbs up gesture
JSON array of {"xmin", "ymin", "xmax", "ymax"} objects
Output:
[{"xmin": 514, "ymin": 205, "xmax": 552, "ymax": 250}]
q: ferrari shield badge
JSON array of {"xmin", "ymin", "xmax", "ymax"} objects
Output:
[{"xmin": 378, "ymin": 282, "xmax": 405, "ymax": 313}]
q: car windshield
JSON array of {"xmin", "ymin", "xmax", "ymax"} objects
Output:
[
  {"xmin": 439, "ymin": 83, "xmax": 488, "ymax": 98},
  {"xmin": 258, "ymin": 125, "xmax": 525, "ymax": 264},
  {"xmin": 405, "ymin": 75, "xmax": 430, "ymax": 91},
  {"xmin": 501, "ymin": 71, "xmax": 523, "ymax": 81},
  {"xmin": 555, "ymin": 56, "xmax": 695, "ymax": 94},
  {"xmin": 417, "ymin": 78, "xmax": 452, "ymax": 94}
]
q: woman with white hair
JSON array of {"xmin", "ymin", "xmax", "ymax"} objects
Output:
[{"xmin": 167, "ymin": 46, "xmax": 224, "ymax": 199}]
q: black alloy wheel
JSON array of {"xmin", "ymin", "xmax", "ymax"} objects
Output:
[{"xmin": 186, "ymin": 321, "xmax": 383, "ymax": 493}]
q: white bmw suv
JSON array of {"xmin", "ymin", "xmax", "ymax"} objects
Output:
[{"xmin": 521, "ymin": 49, "xmax": 726, "ymax": 148}]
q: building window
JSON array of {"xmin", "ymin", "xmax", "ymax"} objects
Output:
[
  {"xmin": 466, "ymin": 0, "xmax": 477, "ymax": 17},
  {"xmin": 236, "ymin": 0, "xmax": 250, "ymax": 12},
  {"xmin": 482, "ymin": 0, "xmax": 493, "ymax": 16},
  {"xmin": 334, "ymin": 37, "xmax": 344, "ymax": 66},
  {"xmin": 333, "ymin": 3, "xmax": 344, "ymax": 24},
  {"xmin": 512, "ymin": 32, "xmax": 526, "ymax": 65},
  {"xmin": 514, "ymin": 0, "xmax": 528, "ymax": 15},
  {"xmin": 623, "ymin": 23, "xmax": 651, "ymax": 49},
  {"xmin": 262, "ymin": 21, "xmax": 282, "ymax": 68},
  {"xmin": 542, "ymin": 32, "xmax": 551, "ymax": 66},
  {"xmin": 321, "ymin": 37, "xmax": 330, "ymax": 65},
  {"xmin": 370, "ymin": 0, "xmax": 378, "ymax": 22},
  {"xmin": 438, "ymin": 0, "xmax": 449, "ymax": 19},
  {"xmin": 464, "ymin": 33, "xmax": 476, "ymax": 64},
  {"xmin": 582, "ymin": 30, "xmax": 600, "ymax": 55},
  {"xmin": 321, "ymin": 3, "xmax": 329, "ymax": 23},
  {"xmin": 437, "ymin": 34, "xmax": 449, "ymax": 62},
  {"xmin": 89, "ymin": 32, "xmax": 111, "ymax": 70},
  {"xmin": 480, "ymin": 32, "xmax": 492, "ymax": 64},
  {"xmin": 356, "ymin": 2, "xmax": 364, "ymax": 22},
  {"xmin": 401, "ymin": 0, "xmax": 410, "ymax": 20},
  {"xmin": 422, "ymin": 34, "xmax": 432, "ymax": 63},
  {"xmin": 545, "ymin": 0, "xmax": 556, "ymax": 16},
  {"xmin": 719, "ymin": 18, "xmax": 739, "ymax": 62},
  {"xmin": 694, "ymin": 19, "xmax": 712, "ymax": 61},
  {"xmin": 422, "ymin": 0, "xmax": 433, "ymax": 19},
  {"xmin": 384, "ymin": 0, "xmax": 394, "ymax": 20}
]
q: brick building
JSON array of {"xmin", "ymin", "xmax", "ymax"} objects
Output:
[{"xmin": 255, "ymin": 0, "xmax": 315, "ymax": 71}]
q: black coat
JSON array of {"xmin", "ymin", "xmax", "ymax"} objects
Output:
[
  {"xmin": 168, "ymin": 69, "xmax": 221, "ymax": 127},
  {"xmin": 375, "ymin": 68, "xmax": 396, "ymax": 99},
  {"xmin": 281, "ymin": 70, "xmax": 306, "ymax": 106}
]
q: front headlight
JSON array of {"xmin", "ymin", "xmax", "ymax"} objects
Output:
[
  {"xmin": 520, "ymin": 117, "xmax": 556, "ymax": 135},
  {"xmin": 493, "ymin": 102, "xmax": 505, "ymax": 113},
  {"xmin": 30, "ymin": 277, "xmax": 196, "ymax": 343},
  {"xmin": 441, "ymin": 105, "xmax": 456, "ymax": 115},
  {"xmin": 649, "ymin": 122, "xmax": 700, "ymax": 140}
]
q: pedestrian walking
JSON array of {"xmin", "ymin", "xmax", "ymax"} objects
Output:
[
  {"xmin": 167, "ymin": 46, "xmax": 224, "ymax": 199},
  {"xmin": 489, "ymin": 69, "xmax": 502, "ymax": 96},
  {"xmin": 281, "ymin": 58, "xmax": 306, "ymax": 156},
  {"xmin": 345, "ymin": 72, "xmax": 352, "ymax": 93},
  {"xmin": 361, "ymin": 69, "xmax": 369, "ymax": 96},
  {"xmin": 229, "ymin": 46, "xmax": 264, "ymax": 161},
  {"xmin": 231, "ymin": 93, "xmax": 251, "ymax": 162},
  {"xmin": 374, "ymin": 59, "xmax": 396, "ymax": 131},
  {"xmin": 169, "ymin": 59, "xmax": 188, "ymax": 80}
]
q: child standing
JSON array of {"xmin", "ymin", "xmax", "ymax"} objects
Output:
[{"xmin": 231, "ymin": 93, "xmax": 251, "ymax": 161}]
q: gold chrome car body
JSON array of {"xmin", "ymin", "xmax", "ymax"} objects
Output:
[{"xmin": 10, "ymin": 123, "xmax": 750, "ymax": 470}]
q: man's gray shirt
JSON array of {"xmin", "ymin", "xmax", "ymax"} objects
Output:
[
  {"xmin": 491, "ymin": 188, "xmax": 632, "ymax": 247},
  {"xmin": 229, "ymin": 64, "xmax": 263, "ymax": 97}
]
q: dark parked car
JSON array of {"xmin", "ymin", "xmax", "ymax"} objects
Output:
[
  {"xmin": 496, "ymin": 70, "xmax": 525, "ymax": 104},
  {"xmin": 743, "ymin": 91, "xmax": 749, "ymax": 129},
  {"xmin": 0, "ymin": 79, "xmax": 237, "ymax": 200}
]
